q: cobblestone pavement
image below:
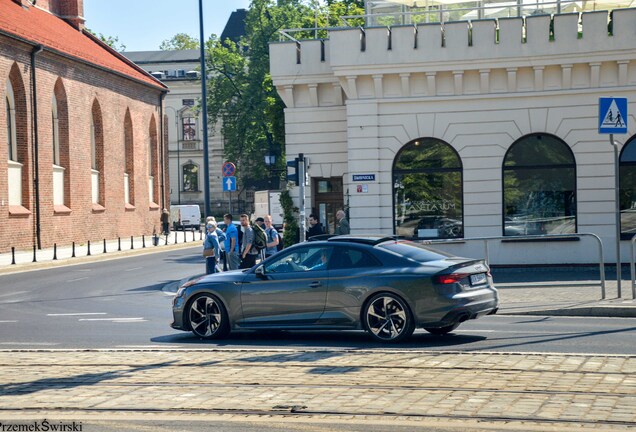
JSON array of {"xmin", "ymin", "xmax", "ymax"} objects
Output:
[{"xmin": 0, "ymin": 349, "xmax": 634, "ymax": 430}]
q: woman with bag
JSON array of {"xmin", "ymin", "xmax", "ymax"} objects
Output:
[{"xmin": 203, "ymin": 221, "xmax": 221, "ymax": 274}]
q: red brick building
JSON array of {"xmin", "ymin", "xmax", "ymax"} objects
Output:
[{"xmin": 0, "ymin": 0, "xmax": 168, "ymax": 252}]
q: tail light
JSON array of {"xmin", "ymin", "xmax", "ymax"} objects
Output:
[{"xmin": 434, "ymin": 273, "xmax": 469, "ymax": 285}]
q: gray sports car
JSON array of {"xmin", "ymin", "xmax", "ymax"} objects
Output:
[{"xmin": 171, "ymin": 236, "xmax": 499, "ymax": 343}]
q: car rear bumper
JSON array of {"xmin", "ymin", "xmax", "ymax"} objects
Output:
[{"xmin": 417, "ymin": 287, "xmax": 499, "ymax": 327}]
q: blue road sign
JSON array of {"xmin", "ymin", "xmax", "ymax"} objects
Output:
[
  {"xmin": 599, "ymin": 97, "xmax": 628, "ymax": 134},
  {"xmin": 222, "ymin": 176, "xmax": 237, "ymax": 192}
]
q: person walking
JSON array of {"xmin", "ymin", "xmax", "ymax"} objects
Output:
[
  {"xmin": 306, "ymin": 213, "xmax": 325, "ymax": 239},
  {"xmin": 334, "ymin": 209, "xmax": 350, "ymax": 235},
  {"xmin": 239, "ymin": 214, "xmax": 259, "ymax": 269},
  {"xmin": 203, "ymin": 221, "xmax": 220, "ymax": 274},
  {"xmin": 161, "ymin": 208, "xmax": 170, "ymax": 235},
  {"xmin": 264, "ymin": 215, "xmax": 280, "ymax": 259},
  {"xmin": 223, "ymin": 213, "xmax": 240, "ymax": 270}
]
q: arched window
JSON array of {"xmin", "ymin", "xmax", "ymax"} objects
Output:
[
  {"xmin": 182, "ymin": 163, "xmax": 199, "ymax": 192},
  {"xmin": 91, "ymin": 99, "xmax": 105, "ymax": 207},
  {"xmin": 503, "ymin": 134, "xmax": 576, "ymax": 236},
  {"xmin": 124, "ymin": 108, "xmax": 134, "ymax": 205},
  {"xmin": 148, "ymin": 115, "xmax": 158, "ymax": 205},
  {"xmin": 619, "ymin": 135, "xmax": 636, "ymax": 235},
  {"xmin": 51, "ymin": 79, "xmax": 70, "ymax": 209},
  {"xmin": 393, "ymin": 138, "xmax": 463, "ymax": 239},
  {"xmin": 6, "ymin": 64, "xmax": 29, "ymax": 209}
]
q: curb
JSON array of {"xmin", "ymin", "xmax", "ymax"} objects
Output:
[{"xmin": 499, "ymin": 306, "xmax": 636, "ymax": 318}]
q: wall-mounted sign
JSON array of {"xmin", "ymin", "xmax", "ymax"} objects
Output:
[
  {"xmin": 356, "ymin": 185, "xmax": 369, "ymax": 193},
  {"xmin": 182, "ymin": 99, "xmax": 195, "ymax": 107},
  {"xmin": 352, "ymin": 174, "xmax": 375, "ymax": 182}
]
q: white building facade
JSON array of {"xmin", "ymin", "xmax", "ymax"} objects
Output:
[{"xmin": 270, "ymin": 7, "xmax": 636, "ymax": 265}]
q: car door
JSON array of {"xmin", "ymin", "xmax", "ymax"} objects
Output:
[{"xmin": 238, "ymin": 245, "xmax": 332, "ymax": 327}]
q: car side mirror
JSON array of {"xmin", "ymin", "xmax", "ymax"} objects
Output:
[{"xmin": 255, "ymin": 265, "xmax": 267, "ymax": 279}]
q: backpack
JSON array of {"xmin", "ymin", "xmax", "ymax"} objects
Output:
[{"xmin": 251, "ymin": 223, "xmax": 267, "ymax": 251}]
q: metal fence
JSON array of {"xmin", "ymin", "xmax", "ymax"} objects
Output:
[{"xmin": 420, "ymin": 233, "xmax": 607, "ymax": 299}]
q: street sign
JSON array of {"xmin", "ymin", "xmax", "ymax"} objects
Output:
[
  {"xmin": 599, "ymin": 97, "xmax": 628, "ymax": 134},
  {"xmin": 222, "ymin": 162, "xmax": 236, "ymax": 177},
  {"xmin": 222, "ymin": 176, "xmax": 237, "ymax": 192}
]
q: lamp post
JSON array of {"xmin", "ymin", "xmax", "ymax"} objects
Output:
[
  {"xmin": 199, "ymin": 0, "xmax": 211, "ymax": 218},
  {"xmin": 164, "ymin": 106, "xmax": 182, "ymax": 205}
]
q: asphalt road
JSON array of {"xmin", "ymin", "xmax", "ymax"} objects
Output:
[{"xmin": 0, "ymin": 246, "xmax": 635, "ymax": 354}]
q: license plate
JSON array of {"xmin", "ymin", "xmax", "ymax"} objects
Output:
[{"xmin": 470, "ymin": 273, "xmax": 487, "ymax": 286}]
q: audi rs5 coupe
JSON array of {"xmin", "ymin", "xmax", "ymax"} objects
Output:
[{"xmin": 171, "ymin": 236, "xmax": 499, "ymax": 343}]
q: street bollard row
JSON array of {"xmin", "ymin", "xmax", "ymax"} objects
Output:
[{"xmin": 11, "ymin": 230, "xmax": 200, "ymax": 265}]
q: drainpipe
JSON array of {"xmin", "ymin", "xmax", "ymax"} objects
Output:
[
  {"xmin": 159, "ymin": 92, "xmax": 166, "ymax": 210},
  {"xmin": 31, "ymin": 44, "xmax": 43, "ymax": 250}
]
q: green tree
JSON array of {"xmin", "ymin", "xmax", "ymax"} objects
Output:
[
  {"xmin": 86, "ymin": 29, "xmax": 126, "ymax": 51},
  {"xmin": 205, "ymin": 0, "xmax": 362, "ymax": 191},
  {"xmin": 160, "ymin": 33, "xmax": 200, "ymax": 50}
]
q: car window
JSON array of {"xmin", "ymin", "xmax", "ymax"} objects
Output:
[
  {"xmin": 379, "ymin": 240, "xmax": 452, "ymax": 263},
  {"xmin": 330, "ymin": 246, "xmax": 382, "ymax": 270},
  {"xmin": 264, "ymin": 246, "xmax": 332, "ymax": 274}
]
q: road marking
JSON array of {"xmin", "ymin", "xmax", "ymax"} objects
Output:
[
  {"xmin": 0, "ymin": 291, "xmax": 28, "ymax": 298},
  {"xmin": 78, "ymin": 317, "xmax": 146, "ymax": 322},
  {"xmin": 47, "ymin": 313, "xmax": 107, "ymax": 316},
  {"xmin": 116, "ymin": 345, "xmax": 183, "ymax": 349},
  {"xmin": 0, "ymin": 320, "xmax": 18, "ymax": 323},
  {"xmin": 66, "ymin": 277, "xmax": 89, "ymax": 282},
  {"xmin": 0, "ymin": 342, "xmax": 57, "ymax": 346},
  {"xmin": 124, "ymin": 267, "xmax": 143, "ymax": 272}
]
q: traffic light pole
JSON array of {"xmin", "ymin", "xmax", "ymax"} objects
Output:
[{"xmin": 298, "ymin": 153, "xmax": 306, "ymax": 242}]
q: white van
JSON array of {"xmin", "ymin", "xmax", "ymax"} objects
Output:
[{"xmin": 170, "ymin": 205, "xmax": 201, "ymax": 230}]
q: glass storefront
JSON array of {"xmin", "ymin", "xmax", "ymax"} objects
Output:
[
  {"xmin": 393, "ymin": 139, "xmax": 463, "ymax": 239},
  {"xmin": 620, "ymin": 136, "xmax": 636, "ymax": 236},
  {"xmin": 503, "ymin": 134, "xmax": 576, "ymax": 236}
]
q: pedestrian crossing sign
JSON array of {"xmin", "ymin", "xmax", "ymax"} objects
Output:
[{"xmin": 599, "ymin": 97, "xmax": 628, "ymax": 134}]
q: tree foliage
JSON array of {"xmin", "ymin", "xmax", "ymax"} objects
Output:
[
  {"xmin": 86, "ymin": 29, "xmax": 126, "ymax": 51},
  {"xmin": 160, "ymin": 33, "xmax": 200, "ymax": 50},
  {"xmin": 205, "ymin": 0, "xmax": 363, "ymax": 191}
]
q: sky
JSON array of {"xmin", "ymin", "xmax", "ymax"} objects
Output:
[{"xmin": 83, "ymin": 0, "xmax": 251, "ymax": 52}]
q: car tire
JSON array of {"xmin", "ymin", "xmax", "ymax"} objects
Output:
[
  {"xmin": 187, "ymin": 293, "xmax": 230, "ymax": 340},
  {"xmin": 424, "ymin": 323, "xmax": 460, "ymax": 335},
  {"xmin": 363, "ymin": 293, "xmax": 415, "ymax": 343}
]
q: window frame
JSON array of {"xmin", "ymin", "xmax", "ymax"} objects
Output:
[
  {"xmin": 501, "ymin": 133, "xmax": 577, "ymax": 237},
  {"xmin": 181, "ymin": 116, "xmax": 197, "ymax": 141},
  {"xmin": 618, "ymin": 134, "xmax": 636, "ymax": 236},
  {"xmin": 181, "ymin": 162, "xmax": 199, "ymax": 192},
  {"xmin": 5, "ymin": 84, "xmax": 17, "ymax": 162},
  {"xmin": 392, "ymin": 138, "xmax": 464, "ymax": 240}
]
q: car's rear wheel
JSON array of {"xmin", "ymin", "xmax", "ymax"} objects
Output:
[
  {"xmin": 188, "ymin": 293, "xmax": 230, "ymax": 339},
  {"xmin": 424, "ymin": 323, "xmax": 460, "ymax": 335},
  {"xmin": 364, "ymin": 293, "xmax": 415, "ymax": 343}
]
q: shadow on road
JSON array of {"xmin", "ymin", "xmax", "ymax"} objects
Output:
[{"xmin": 151, "ymin": 330, "xmax": 487, "ymax": 351}]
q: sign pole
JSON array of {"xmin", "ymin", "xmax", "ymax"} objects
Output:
[
  {"xmin": 611, "ymin": 133, "xmax": 621, "ymax": 299},
  {"xmin": 298, "ymin": 153, "xmax": 306, "ymax": 242}
]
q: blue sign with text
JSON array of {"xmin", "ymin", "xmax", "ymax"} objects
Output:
[{"xmin": 352, "ymin": 174, "xmax": 376, "ymax": 182}]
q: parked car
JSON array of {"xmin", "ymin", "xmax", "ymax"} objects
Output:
[
  {"xmin": 171, "ymin": 235, "xmax": 499, "ymax": 343},
  {"xmin": 170, "ymin": 205, "xmax": 201, "ymax": 230}
]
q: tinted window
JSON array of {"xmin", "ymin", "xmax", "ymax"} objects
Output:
[
  {"xmin": 379, "ymin": 241, "xmax": 451, "ymax": 263},
  {"xmin": 264, "ymin": 246, "xmax": 332, "ymax": 274},
  {"xmin": 330, "ymin": 246, "xmax": 381, "ymax": 270}
]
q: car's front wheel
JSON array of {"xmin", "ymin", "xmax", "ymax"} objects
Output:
[
  {"xmin": 187, "ymin": 294, "xmax": 230, "ymax": 339},
  {"xmin": 364, "ymin": 293, "xmax": 415, "ymax": 343},
  {"xmin": 424, "ymin": 323, "xmax": 460, "ymax": 335}
]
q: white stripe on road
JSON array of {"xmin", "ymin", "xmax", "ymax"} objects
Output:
[
  {"xmin": 66, "ymin": 277, "xmax": 89, "ymax": 282},
  {"xmin": 116, "ymin": 345, "xmax": 182, "ymax": 349},
  {"xmin": 0, "ymin": 320, "xmax": 18, "ymax": 323},
  {"xmin": 0, "ymin": 291, "xmax": 28, "ymax": 298},
  {"xmin": 124, "ymin": 267, "xmax": 143, "ymax": 272},
  {"xmin": 78, "ymin": 317, "xmax": 146, "ymax": 322},
  {"xmin": 47, "ymin": 313, "xmax": 107, "ymax": 316},
  {"xmin": 0, "ymin": 342, "xmax": 57, "ymax": 346}
]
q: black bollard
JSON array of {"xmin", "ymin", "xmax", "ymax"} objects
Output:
[
  {"xmin": 53, "ymin": 243, "xmax": 57, "ymax": 261},
  {"xmin": 192, "ymin": 229, "xmax": 196, "ymax": 242},
  {"xmin": 32, "ymin": 244, "xmax": 37, "ymax": 263},
  {"xmin": 130, "ymin": 236, "xmax": 134, "ymax": 250},
  {"xmin": 199, "ymin": 229, "xmax": 202, "ymax": 240},
  {"xmin": 175, "ymin": 231, "xmax": 178, "ymax": 244},
  {"xmin": 164, "ymin": 233, "xmax": 168, "ymax": 246},
  {"xmin": 11, "ymin": 247, "xmax": 16, "ymax": 265},
  {"xmin": 118, "ymin": 237, "xmax": 121, "ymax": 251},
  {"xmin": 103, "ymin": 239, "xmax": 107, "ymax": 254},
  {"xmin": 87, "ymin": 240, "xmax": 91, "ymax": 256},
  {"xmin": 184, "ymin": 230, "xmax": 187, "ymax": 243},
  {"xmin": 142, "ymin": 235, "xmax": 146, "ymax": 248},
  {"xmin": 72, "ymin": 242, "xmax": 76, "ymax": 258}
]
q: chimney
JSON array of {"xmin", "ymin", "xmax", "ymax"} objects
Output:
[{"xmin": 58, "ymin": 0, "xmax": 85, "ymax": 31}]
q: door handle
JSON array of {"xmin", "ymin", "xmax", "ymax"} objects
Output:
[{"xmin": 309, "ymin": 281, "xmax": 322, "ymax": 288}]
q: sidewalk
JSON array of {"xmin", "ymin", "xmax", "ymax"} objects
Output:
[
  {"xmin": 0, "ymin": 348, "xmax": 633, "ymax": 430},
  {"xmin": 0, "ymin": 230, "xmax": 203, "ymax": 275}
]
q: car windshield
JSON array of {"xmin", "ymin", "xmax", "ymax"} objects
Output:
[{"xmin": 379, "ymin": 240, "xmax": 452, "ymax": 263}]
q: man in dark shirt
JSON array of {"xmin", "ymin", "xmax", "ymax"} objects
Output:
[{"xmin": 306, "ymin": 213, "xmax": 325, "ymax": 239}]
